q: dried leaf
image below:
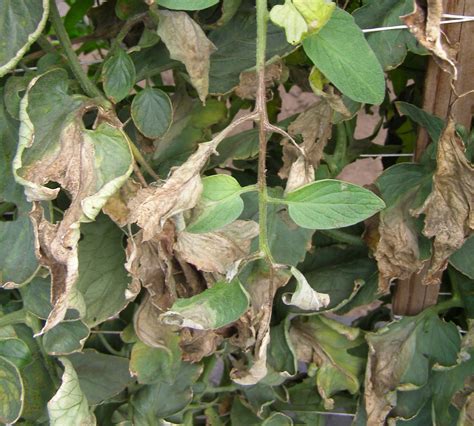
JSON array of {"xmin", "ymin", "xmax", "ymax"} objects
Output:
[
  {"xmin": 128, "ymin": 140, "xmax": 220, "ymax": 241},
  {"xmin": 413, "ymin": 120, "xmax": 474, "ymax": 284},
  {"xmin": 103, "ymin": 179, "xmax": 140, "ymax": 227},
  {"xmin": 175, "ymin": 220, "xmax": 259, "ymax": 274},
  {"xmin": 284, "ymin": 154, "xmax": 315, "ymax": 194},
  {"xmin": 401, "ymin": 0, "xmax": 457, "ymax": 78},
  {"xmin": 180, "ymin": 329, "xmax": 223, "ymax": 363},
  {"xmin": 235, "ymin": 61, "xmax": 288, "ymax": 100},
  {"xmin": 157, "ymin": 10, "xmax": 216, "ymax": 103},
  {"xmin": 13, "ymin": 70, "xmax": 133, "ymax": 333},
  {"xmin": 282, "ymin": 267, "xmax": 330, "ymax": 311},
  {"xmin": 373, "ymin": 197, "xmax": 424, "ymax": 293}
]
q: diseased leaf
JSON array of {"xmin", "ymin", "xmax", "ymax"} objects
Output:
[
  {"xmin": 186, "ymin": 175, "xmax": 245, "ymax": 233},
  {"xmin": 156, "ymin": 0, "xmax": 219, "ymax": 10},
  {"xmin": 13, "ymin": 69, "xmax": 133, "ymax": 333},
  {"xmin": 102, "ymin": 48, "xmax": 136, "ymax": 103},
  {"xmin": 160, "ymin": 278, "xmax": 249, "ymax": 330},
  {"xmin": 68, "ymin": 350, "xmax": 133, "ymax": 405},
  {"xmin": 47, "ymin": 357, "xmax": 96, "ymax": 426},
  {"xmin": 282, "ymin": 267, "xmax": 330, "ymax": 311},
  {"xmin": 0, "ymin": 0, "xmax": 50, "ymax": 77},
  {"xmin": 353, "ymin": 0, "xmax": 427, "ymax": 70},
  {"xmin": 43, "ymin": 320, "xmax": 90, "ymax": 355},
  {"xmin": 290, "ymin": 316, "xmax": 366, "ymax": 410},
  {"xmin": 364, "ymin": 311, "xmax": 461, "ymax": 425},
  {"xmin": 131, "ymin": 87, "xmax": 173, "ymax": 139},
  {"xmin": 0, "ymin": 355, "xmax": 24, "ymax": 424},
  {"xmin": 130, "ymin": 338, "xmax": 181, "ymax": 385},
  {"xmin": 413, "ymin": 120, "xmax": 474, "ymax": 285},
  {"xmin": 157, "ymin": 11, "xmax": 216, "ymax": 102},
  {"xmin": 293, "ymin": 0, "xmax": 335, "ymax": 33},
  {"xmin": 303, "ymin": 8, "xmax": 385, "ymax": 104},
  {"xmin": 176, "ymin": 220, "xmax": 258, "ymax": 274},
  {"xmin": 401, "ymin": 0, "xmax": 457, "ymax": 78},
  {"xmin": 284, "ymin": 179, "xmax": 385, "ymax": 230}
]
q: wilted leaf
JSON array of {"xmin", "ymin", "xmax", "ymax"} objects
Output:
[
  {"xmin": 176, "ymin": 220, "xmax": 259, "ymax": 274},
  {"xmin": 0, "ymin": 0, "xmax": 49, "ymax": 77},
  {"xmin": 157, "ymin": 11, "xmax": 216, "ymax": 102},
  {"xmin": 269, "ymin": 0, "xmax": 308, "ymax": 45},
  {"xmin": 303, "ymin": 8, "xmax": 385, "ymax": 104},
  {"xmin": 290, "ymin": 316, "xmax": 366, "ymax": 409},
  {"xmin": 235, "ymin": 60, "xmax": 287, "ymax": 100},
  {"xmin": 103, "ymin": 179, "xmax": 140, "ymax": 227},
  {"xmin": 186, "ymin": 175, "xmax": 245, "ymax": 233},
  {"xmin": 47, "ymin": 357, "xmax": 96, "ymax": 426},
  {"xmin": 13, "ymin": 69, "xmax": 133, "ymax": 332},
  {"xmin": 282, "ymin": 267, "xmax": 330, "ymax": 311},
  {"xmin": 129, "ymin": 139, "xmax": 224, "ymax": 241},
  {"xmin": 68, "ymin": 350, "xmax": 133, "ymax": 406},
  {"xmin": 102, "ymin": 48, "xmax": 136, "ymax": 103},
  {"xmin": 364, "ymin": 311, "xmax": 461, "ymax": 425},
  {"xmin": 284, "ymin": 179, "xmax": 385, "ymax": 230},
  {"xmin": 401, "ymin": 0, "xmax": 457, "ymax": 78},
  {"xmin": 179, "ymin": 329, "xmax": 223, "ymax": 362},
  {"xmin": 160, "ymin": 278, "xmax": 249, "ymax": 330},
  {"xmin": 131, "ymin": 87, "xmax": 173, "ymax": 139},
  {"xmin": 413, "ymin": 120, "xmax": 474, "ymax": 284},
  {"xmin": 0, "ymin": 355, "xmax": 24, "ymax": 424}
]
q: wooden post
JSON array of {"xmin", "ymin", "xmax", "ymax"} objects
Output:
[{"xmin": 393, "ymin": 0, "xmax": 474, "ymax": 315}]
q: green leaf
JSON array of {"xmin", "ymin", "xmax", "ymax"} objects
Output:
[
  {"xmin": 43, "ymin": 320, "xmax": 90, "ymax": 355},
  {"xmin": 209, "ymin": 13, "xmax": 291, "ymax": 94},
  {"xmin": 290, "ymin": 316, "xmax": 366, "ymax": 410},
  {"xmin": 267, "ymin": 319, "xmax": 297, "ymax": 380},
  {"xmin": 262, "ymin": 412, "xmax": 294, "ymax": 426},
  {"xmin": 156, "ymin": 0, "xmax": 219, "ymax": 10},
  {"xmin": 160, "ymin": 279, "xmax": 249, "ymax": 330},
  {"xmin": 302, "ymin": 8, "xmax": 385, "ymax": 104},
  {"xmin": 353, "ymin": 0, "xmax": 426, "ymax": 70},
  {"xmin": 0, "ymin": 338, "xmax": 32, "ymax": 369},
  {"xmin": 270, "ymin": 0, "xmax": 308, "ymax": 45},
  {"xmin": 115, "ymin": 0, "xmax": 147, "ymax": 20},
  {"xmin": 130, "ymin": 337, "xmax": 182, "ymax": 385},
  {"xmin": 284, "ymin": 179, "xmax": 385, "ymax": 230},
  {"xmin": 449, "ymin": 267, "xmax": 474, "ymax": 318},
  {"xmin": 0, "ymin": 0, "xmax": 49, "ymax": 77},
  {"xmin": 47, "ymin": 357, "xmax": 95, "ymax": 425},
  {"xmin": 449, "ymin": 235, "xmax": 474, "ymax": 279},
  {"xmin": 22, "ymin": 277, "xmax": 54, "ymax": 319},
  {"xmin": 0, "ymin": 355, "xmax": 24, "ymax": 423},
  {"xmin": 186, "ymin": 175, "xmax": 245, "ymax": 233},
  {"xmin": 131, "ymin": 87, "xmax": 173, "ymax": 139},
  {"xmin": 102, "ymin": 48, "xmax": 136, "ymax": 103},
  {"xmin": 76, "ymin": 214, "xmax": 131, "ymax": 327},
  {"xmin": 131, "ymin": 362, "xmax": 203, "ymax": 422},
  {"xmin": 396, "ymin": 102, "xmax": 445, "ymax": 143},
  {"xmin": 68, "ymin": 350, "xmax": 134, "ymax": 405}
]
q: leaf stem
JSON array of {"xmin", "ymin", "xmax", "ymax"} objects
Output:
[
  {"xmin": 319, "ymin": 229, "xmax": 366, "ymax": 246},
  {"xmin": 49, "ymin": 0, "xmax": 104, "ymax": 99}
]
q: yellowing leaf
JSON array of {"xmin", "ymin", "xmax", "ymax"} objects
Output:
[
  {"xmin": 157, "ymin": 10, "xmax": 216, "ymax": 102},
  {"xmin": 293, "ymin": 0, "xmax": 335, "ymax": 33},
  {"xmin": 269, "ymin": 0, "xmax": 308, "ymax": 45}
]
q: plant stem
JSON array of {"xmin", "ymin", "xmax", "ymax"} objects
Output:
[
  {"xmin": 255, "ymin": 0, "xmax": 272, "ymax": 261},
  {"xmin": 49, "ymin": 0, "xmax": 104, "ymax": 99},
  {"xmin": 319, "ymin": 229, "xmax": 366, "ymax": 247}
]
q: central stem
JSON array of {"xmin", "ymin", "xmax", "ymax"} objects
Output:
[{"xmin": 256, "ymin": 0, "xmax": 271, "ymax": 260}]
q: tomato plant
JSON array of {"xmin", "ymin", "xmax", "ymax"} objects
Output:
[{"xmin": 0, "ymin": 0, "xmax": 473, "ymax": 424}]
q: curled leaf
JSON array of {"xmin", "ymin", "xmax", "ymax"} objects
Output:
[
  {"xmin": 401, "ymin": 0, "xmax": 457, "ymax": 78},
  {"xmin": 413, "ymin": 120, "xmax": 474, "ymax": 284},
  {"xmin": 282, "ymin": 267, "xmax": 330, "ymax": 311},
  {"xmin": 175, "ymin": 220, "xmax": 259, "ymax": 274},
  {"xmin": 13, "ymin": 69, "xmax": 133, "ymax": 333},
  {"xmin": 157, "ymin": 10, "xmax": 216, "ymax": 102}
]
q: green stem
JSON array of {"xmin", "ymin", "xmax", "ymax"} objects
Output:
[
  {"xmin": 97, "ymin": 333, "xmax": 123, "ymax": 356},
  {"xmin": 204, "ymin": 384, "xmax": 237, "ymax": 394},
  {"xmin": 49, "ymin": 0, "xmax": 104, "ymax": 99},
  {"xmin": 431, "ymin": 296, "xmax": 462, "ymax": 314}
]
